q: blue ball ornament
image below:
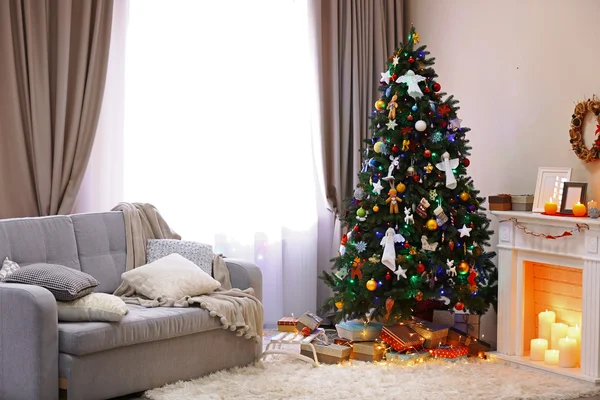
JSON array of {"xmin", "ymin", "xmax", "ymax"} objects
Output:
[
  {"xmin": 372, "ymin": 136, "xmax": 379, "ymax": 144},
  {"xmin": 385, "ymin": 87, "xmax": 392, "ymax": 97},
  {"xmin": 412, "ymin": 105, "xmax": 418, "ymax": 112},
  {"xmin": 372, "ymin": 175, "xmax": 379, "ymax": 183},
  {"xmin": 373, "ymin": 296, "xmax": 381, "ymax": 306},
  {"xmin": 369, "ymin": 158, "xmax": 380, "ymax": 168},
  {"xmin": 374, "ymin": 227, "xmax": 386, "ymax": 239}
]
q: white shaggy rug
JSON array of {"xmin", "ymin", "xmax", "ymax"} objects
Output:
[{"xmin": 145, "ymin": 355, "xmax": 600, "ymax": 400}]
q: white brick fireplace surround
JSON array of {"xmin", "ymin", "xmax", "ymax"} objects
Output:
[{"xmin": 492, "ymin": 210, "xmax": 600, "ymax": 383}]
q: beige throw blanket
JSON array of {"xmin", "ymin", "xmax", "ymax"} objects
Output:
[
  {"xmin": 111, "ymin": 202, "xmax": 259, "ymax": 339},
  {"xmin": 111, "ymin": 202, "xmax": 181, "ymax": 270},
  {"xmin": 113, "ymin": 285, "xmax": 263, "ymax": 341}
]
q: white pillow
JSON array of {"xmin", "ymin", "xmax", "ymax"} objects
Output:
[
  {"xmin": 57, "ymin": 293, "xmax": 128, "ymax": 322},
  {"xmin": 121, "ymin": 253, "xmax": 221, "ymax": 300}
]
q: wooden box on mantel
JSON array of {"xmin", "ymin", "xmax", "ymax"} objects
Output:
[
  {"xmin": 511, "ymin": 195, "xmax": 534, "ymax": 211},
  {"xmin": 489, "ymin": 194, "xmax": 511, "ymax": 211}
]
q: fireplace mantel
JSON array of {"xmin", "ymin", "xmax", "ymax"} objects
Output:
[{"xmin": 491, "ymin": 210, "xmax": 600, "ymax": 383}]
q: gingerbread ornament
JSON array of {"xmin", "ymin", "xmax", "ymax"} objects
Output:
[{"xmin": 386, "ymin": 188, "xmax": 402, "ymax": 214}]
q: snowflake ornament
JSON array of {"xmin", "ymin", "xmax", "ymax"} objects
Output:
[
  {"xmin": 386, "ymin": 119, "xmax": 398, "ymax": 130},
  {"xmin": 431, "ymin": 131, "xmax": 443, "ymax": 143},
  {"xmin": 355, "ymin": 241, "xmax": 367, "ymax": 253},
  {"xmin": 429, "ymin": 189, "xmax": 438, "ymax": 200}
]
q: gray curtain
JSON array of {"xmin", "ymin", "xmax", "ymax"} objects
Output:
[
  {"xmin": 309, "ymin": 0, "xmax": 403, "ymax": 218},
  {"xmin": 0, "ymin": 0, "xmax": 114, "ymax": 218}
]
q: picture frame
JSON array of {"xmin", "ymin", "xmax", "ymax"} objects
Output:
[
  {"xmin": 532, "ymin": 167, "xmax": 572, "ymax": 213},
  {"xmin": 559, "ymin": 182, "xmax": 587, "ymax": 214}
]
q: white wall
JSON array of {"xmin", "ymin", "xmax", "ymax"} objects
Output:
[{"xmin": 406, "ymin": 0, "xmax": 600, "ymax": 345}]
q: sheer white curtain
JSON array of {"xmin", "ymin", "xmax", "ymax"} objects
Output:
[{"xmin": 123, "ymin": 0, "xmax": 318, "ymax": 326}]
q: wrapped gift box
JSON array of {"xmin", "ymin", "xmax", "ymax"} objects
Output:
[
  {"xmin": 454, "ymin": 313, "xmax": 480, "ymax": 339},
  {"xmin": 296, "ymin": 312, "xmax": 323, "ymax": 332},
  {"xmin": 386, "ymin": 350, "xmax": 431, "ymax": 363},
  {"xmin": 380, "ymin": 324, "xmax": 425, "ymax": 352},
  {"xmin": 428, "ymin": 344, "xmax": 468, "ymax": 360},
  {"xmin": 511, "ymin": 194, "xmax": 534, "ymax": 211},
  {"xmin": 334, "ymin": 338, "xmax": 353, "ymax": 347},
  {"xmin": 351, "ymin": 341, "xmax": 386, "ymax": 362},
  {"xmin": 489, "ymin": 194, "xmax": 511, "ymax": 211},
  {"xmin": 336, "ymin": 321, "xmax": 384, "ymax": 341},
  {"xmin": 432, "ymin": 310, "xmax": 454, "ymax": 327},
  {"xmin": 446, "ymin": 327, "xmax": 492, "ymax": 357},
  {"xmin": 407, "ymin": 318, "xmax": 449, "ymax": 348},
  {"xmin": 277, "ymin": 317, "xmax": 299, "ymax": 332},
  {"xmin": 300, "ymin": 343, "xmax": 351, "ymax": 364}
]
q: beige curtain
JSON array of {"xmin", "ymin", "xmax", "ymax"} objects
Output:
[
  {"xmin": 0, "ymin": 0, "xmax": 114, "ymax": 218},
  {"xmin": 309, "ymin": 0, "xmax": 403, "ymax": 218}
]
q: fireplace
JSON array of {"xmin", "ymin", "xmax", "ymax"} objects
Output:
[{"xmin": 493, "ymin": 210, "xmax": 600, "ymax": 383}]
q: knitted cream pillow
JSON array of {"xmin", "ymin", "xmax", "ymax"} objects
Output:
[
  {"xmin": 121, "ymin": 253, "xmax": 220, "ymax": 300},
  {"xmin": 57, "ymin": 293, "xmax": 128, "ymax": 322}
]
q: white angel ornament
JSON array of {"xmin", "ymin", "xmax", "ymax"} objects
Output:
[
  {"xmin": 435, "ymin": 151, "xmax": 460, "ymax": 189},
  {"xmin": 380, "ymin": 227, "xmax": 405, "ymax": 272},
  {"xmin": 396, "ymin": 70, "xmax": 426, "ymax": 99}
]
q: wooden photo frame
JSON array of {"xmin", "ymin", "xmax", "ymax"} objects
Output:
[
  {"xmin": 532, "ymin": 167, "xmax": 572, "ymax": 213},
  {"xmin": 559, "ymin": 182, "xmax": 587, "ymax": 214}
]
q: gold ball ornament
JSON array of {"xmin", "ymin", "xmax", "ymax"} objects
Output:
[
  {"xmin": 426, "ymin": 219, "xmax": 438, "ymax": 230},
  {"xmin": 375, "ymin": 100, "xmax": 386, "ymax": 111},
  {"xmin": 460, "ymin": 192, "xmax": 470, "ymax": 201},
  {"xmin": 366, "ymin": 278, "xmax": 377, "ymax": 291},
  {"xmin": 415, "ymin": 291, "xmax": 423, "ymax": 301},
  {"xmin": 335, "ymin": 301, "xmax": 344, "ymax": 309},
  {"xmin": 374, "ymin": 142, "xmax": 384, "ymax": 153},
  {"xmin": 395, "ymin": 182, "xmax": 406, "ymax": 193},
  {"xmin": 473, "ymin": 246, "xmax": 483, "ymax": 257},
  {"xmin": 458, "ymin": 261, "xmax": 470, "ymax": 275},
  {"xmin": 372, "ymin": 205, "xmax": 379, "ymax": 212}
]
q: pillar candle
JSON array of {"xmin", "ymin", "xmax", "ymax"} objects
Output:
[
  {"xmin": 538, "ymin": 310, "xmax": 556, "ymax": 341},
  {"xmin": 567, "ymin": 325, "xmax": 581, "ymax": 364},
  {"xmin": 558, "ymin": 337, "xmax": 577, "ymax": 368},
  {"xmin": 551, "ymin": 323, "xmax": 568, "ymax": 349},
  {"xmin": 544, "ymin": 349, "xmax": 559, "ymax": 365},
  {"xmin": 530, "ymin": 338, "xmax": 548, "ymax": 361}
]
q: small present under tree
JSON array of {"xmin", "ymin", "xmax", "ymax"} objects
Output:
[{"xmin": 322, "ymin": 26, "xmax": 497, "ymax": 323}]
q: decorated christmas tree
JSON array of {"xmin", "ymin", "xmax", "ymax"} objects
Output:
[{"xmin": 322, "ymin": 27, "xmax": 498, "ymax": 324}]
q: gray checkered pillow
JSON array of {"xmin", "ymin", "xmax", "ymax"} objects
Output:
[
  {"xmin": 146, "ymin": 239, "xmax": 213, "ymax": 276},
  {"xmin": 3, "ymin": 263, "xmax": 99, "ymax": 300},
  {"xmin": 0, "ymin": 257, "xmax": 20, "ymax": 281}
]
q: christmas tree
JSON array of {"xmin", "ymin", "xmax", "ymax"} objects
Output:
[{"xmin": 322, "ymin": 26, "xmax": 497, "ymax": 323}]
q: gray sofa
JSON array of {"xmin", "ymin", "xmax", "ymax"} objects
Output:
[{"xmin": 0, "ymin": 211, "xmax": 263, "ymax": 400}]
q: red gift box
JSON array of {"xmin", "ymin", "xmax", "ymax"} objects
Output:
[
  {"xmin": 380, "ymin": 324, "xmax": 425, "ymax": 352},
  {"xmin": 428, "ymin": 345, "xmax": 468, "ymax": 359}
]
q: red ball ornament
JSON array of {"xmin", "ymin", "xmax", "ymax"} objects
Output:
[
  {"xmin": 301, "ymin": 326, "xmax": 312, "ymax": 336},
  {"xmin": 438, "ymin": 173, "xmax": 444, "ymax": 179},
  {"xmin": 407, "ymin": 114, "xmax": 414, "ymax": 121},
  {"xmin": 424, "ymin": 87, "xmax": 431, "ymax": 93},
  {"xmin": 386, "ymin": 271, "xmax": 392, "ymax": 281},
  {"xmin": 392, "ymin": 144, "xmax": 399, "ymax": 153},
  {"xmin": 392, "ymin": 73, "xmax": 398, "ymax": 81},
  {"xmin": 408, "ymin": 57, "xmax": 415, "ymax": 64},
  {"xmin": 441, "ymin": 121, "xmax": 447, "ymax": 128},
  {"xmin": 432, "ymin": 83, "xmax": 441, "ymax": 92},
  {"xmin": 353, "ymin": 225, "xmax": 360, "ymax": 232},
  {"xmin": 424, "ymin": 149, "xmax": 432, "ymax": 158},
  {"xmin": 462, "ymin": 158, "xmax": 471, "ymax": 167},
  {"xmin": 415, "ymin": 291, "xmax": 423, "ymax": 301},
  {"xmin": 416, "ymin": 263, "xmax": 425, "ymax": 273},
  {"xmin": 413, "ymin": 175, "xmax": 420, "ymax": 182},
  {"xmin": 454, "ymin": 301, "xmax": 465, "ymax": 311},
  {"xmin": 404, "ymin": 242, "xmax": 410, "ymax": 249}
]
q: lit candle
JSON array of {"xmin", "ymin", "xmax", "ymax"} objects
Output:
[
  {"xmin": 538, "ymin": 310, "xmax": 556, "ymax": 341},
  {"xmin": 572, "ymin": 202, "xmax": 587, "ymax": 217},
  {"xmin": 544, "ymin": 349, "xmax": 559, "ymax": 365},
  {"xmin": 551, "ymin": 323, "xmax": 568, "ymax": 349},
  {"xmin": 530, "ymin": 338, "xmax": 548, "ymax": 361},
  {"xmin": 544, "ymin": 198, "xmax": 558, "ymax": 215},
  {"xmin": 567, "ymin": 325, "xmax": 581, "ymax": 364},
  {"xmin": 558, "ymin": 337, "xmax": 577, "ymax": 368},
  {"xmin": 588, "ymin": 200, "xmax": 598, "ymax": 209}
]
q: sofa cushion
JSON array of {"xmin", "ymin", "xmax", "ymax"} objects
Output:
[
  {"xmin": 0, "ymin": 215, "xmax": 80, "ymax": 270},
  {"xmin": 58, "ymin": 304, "xmax": 222, "ymax": 355},
  {"xmin": 3, "ymin": 263, "xmax": 99, "ymax": 301},
  {"xmin": 57, "ymin": 293, "xmax": 129, "ymax": 322},
  {"xmin": 70, "ymin": 212, "xmax": 127, "ymax": 293},
  {"xmin": 0, "ymin": 257, "xmax": 20, "ymax": 280},
  {"xmin": 147, "ymin": 239, "xmax": 213, "ymax": 276}
]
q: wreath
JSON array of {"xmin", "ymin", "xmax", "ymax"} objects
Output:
[{"xmin": 569, "ymin": 97, "xmax": 600, "ymax": 162}]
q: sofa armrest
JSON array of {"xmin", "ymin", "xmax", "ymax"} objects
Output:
[
  {"xmin": 224, "ymin": 258, "xmax": 263, "ymax": 302},
  {"xmin": 0, "ymin": 283, "xmax": 59, "ymax": 400}
]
